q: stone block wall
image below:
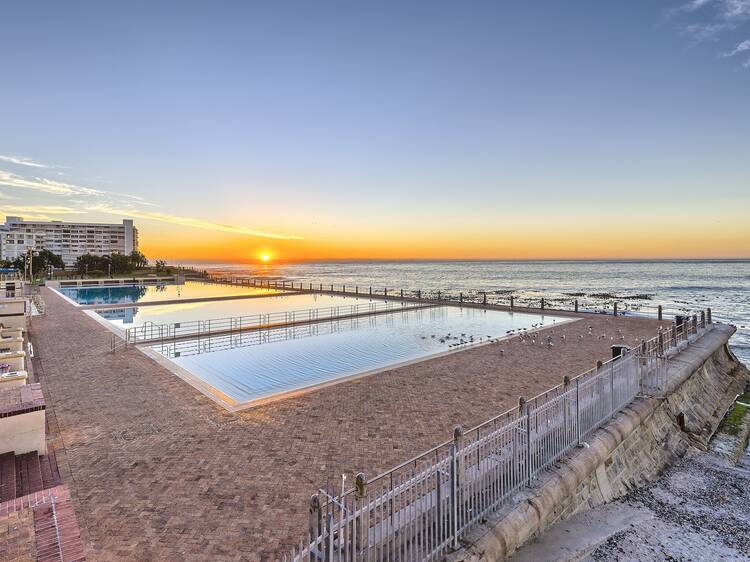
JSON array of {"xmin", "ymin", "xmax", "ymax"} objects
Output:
[{"xmin": 453, "ymin": 326, "xmax": 749, "ymax": 562}]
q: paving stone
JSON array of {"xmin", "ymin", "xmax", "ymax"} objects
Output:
[{"xmin": 30, "ymin": 287, "xmax": 667, "ymax": 560}]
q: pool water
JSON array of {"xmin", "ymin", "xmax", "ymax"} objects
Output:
[
  {"xmin": 148, "ymin": 306, "xmax": 574, "ymax": 406},
  {"xmin": 57, "ymin": 281, "xmax": 283, "ymax": 305},
  {"xmin": 98, "ymin": 292, "xmax": 405, "ymax": 329}
]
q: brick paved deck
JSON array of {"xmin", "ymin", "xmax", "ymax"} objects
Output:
[{"xmin": 30, "ymin": 287, "xmax": 667, "ymax": 560}]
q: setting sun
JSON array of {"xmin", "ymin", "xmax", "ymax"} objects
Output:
[{"xmin": 261, "ymin": 254, "xmax": 270, "ymax": 262}]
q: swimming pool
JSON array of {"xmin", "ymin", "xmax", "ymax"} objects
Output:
[
  {"xmin": 146, "ymin": 306, "xmax": 574, "ymax": 407},
  {"xmin": 97, "ymin": 292, "xmax": 406, "ymax": 330},
  {"xmin": 56, "ymin": 280, "xmax": 283, "ymax": 306}
]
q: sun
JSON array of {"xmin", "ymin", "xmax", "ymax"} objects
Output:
[{"xmin": 261, "ymin": 254, "xmax": 270, "ymax": 262}]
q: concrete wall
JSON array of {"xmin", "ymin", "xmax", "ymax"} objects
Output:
[
  {"xmin": 0, "ymin": 410, "xmax": 45, "ymax": 455},
  {"xmin": 0, "ymin": 371, "xmax": 28, "ymax": 389},
  {"xmin": 0, "ymin": 298, "xmax": 26, "ymax": 330},
  {"xmin": 0, "ymin": 350, "xmax": 26, "ymax": 372},
  {"xmin": 451, "ymin": 325, "xmax": 749, "ymax": 562}
]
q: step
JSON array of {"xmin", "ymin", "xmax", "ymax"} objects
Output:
[
  {"xmin": 39, "ymin": 446, "xmax": 62, "ymax": 490},
  {"xmin": 15, "ymin": 451, "xmax": 43, "ymax": 497},
  {"xmin": 0, "ymin": 451, "xmax": 15, "ymax": 501}
]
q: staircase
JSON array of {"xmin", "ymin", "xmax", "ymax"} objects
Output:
[{"xmin": 0, "ymin": 447, "xmax": 61, "ymax": 502}]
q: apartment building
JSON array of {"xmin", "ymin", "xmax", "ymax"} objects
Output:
[{"xmin": 0, "ymin": 217, "xmax": 139, "ymax": 267}]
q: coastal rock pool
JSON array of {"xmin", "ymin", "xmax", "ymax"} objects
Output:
[
  {"xmin": 145, "ymin": 306, "xmax": 575, "ymax": 408},
  {"xmin": 55, "ymin": 280, "xmax": 284, "ymax": 306}
]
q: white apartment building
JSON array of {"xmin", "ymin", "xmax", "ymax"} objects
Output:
[{"xmin": 0, "ymin": 217, "xmax": 139, "ymax": 267}]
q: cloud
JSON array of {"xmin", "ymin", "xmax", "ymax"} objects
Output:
[
  {"xmin": 0, "ymin": 170, "xmax": 103, "ymax": 196},
  {"xmin": 0, "ymin": 205, "xmax": 87, "ymax": 222},
  {"xmin": 682, "ymin": 0, "xmax": 714, "ymax": 12},
  {"xmin": 681, "ymin": 22, "xmax": 731, "ymax": 41},
  {"xmin": 0, "ymin": 155, "xmax": 50, "ymax": 169},
  {"xmin": 84, "ymin": 203, "xmax": 304, "ymax": 240},
  {"xmin": 0, "ymin": 166, "xmax": 303, "ymax": 241},
  {"xmin": 722, "ymin": 0, "xmax": 750, "ymax": 18},
  {"xmin": 721, "ymin": 37, "xmax": 750, "ymax": 55}
]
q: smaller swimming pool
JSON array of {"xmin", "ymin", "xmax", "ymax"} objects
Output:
[
  {"xmin": 55, "ymin": 281, "xmax": 284, "ymax": 306},
  {"xmin": 96, "ymin": 291, "xmax": 404, "ymax": 330}
]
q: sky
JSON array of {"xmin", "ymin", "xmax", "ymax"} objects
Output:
[{"xmin": 1, "ymin": 0, "xmax": 749, "ymax": 262}]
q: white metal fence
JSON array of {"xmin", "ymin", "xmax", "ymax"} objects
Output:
[
  {"xmin": 204, "ymin": 273, "xmax": 708, "ymax": 322},
  {"xmin": 124, "ymin": 300, "xmax": 431, "ymax": 344},
  {"xmin": 284, "ymin": 312, "xmax": 711, "ymax": 562}
]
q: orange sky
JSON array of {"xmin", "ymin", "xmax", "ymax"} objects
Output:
[{"xmin": 141, "ymin": 208, "xmax": 750, "ymax": 262}]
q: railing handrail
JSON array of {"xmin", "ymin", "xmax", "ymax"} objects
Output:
[
  {"xmin": 124, "ymin": 298, "xmax": 426, "ymax": 344},
  {"xmin": 286, "ymin": 310, "xmax": 712, "ymax": 560}
]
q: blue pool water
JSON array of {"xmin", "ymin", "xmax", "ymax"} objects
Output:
[
  {"xmin": 98, "ymin": 292, "xmax": 404, "ymax": 329},
  {"xmin": 149, "ymin": 306, "xmax": 573, "ymax": 406},
  {"xmin": 57, "ymin": 281, "xmax": 281, "ymax": 305}
]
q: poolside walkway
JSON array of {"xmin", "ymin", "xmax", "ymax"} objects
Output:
[{"xmin": 30, "ymin": 287, "xmax": 667, "ymax": 560}]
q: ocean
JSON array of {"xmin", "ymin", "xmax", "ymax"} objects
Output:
[{"xmin": 190, "ymin": 260, "xmax": 750, "ymax": 365}]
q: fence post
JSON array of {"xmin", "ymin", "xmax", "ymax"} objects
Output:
[
  {"xmin": 510, "ymin": 295, "xmax": 514, "ymax": 308},
  {"xmin": 707, "ymin": 307, "xmax": 712, "ymax": 324},
  {"xmin": 459, "ymin": 292, "xmax": 463, "ymax": 303},
  {"xmin": 400, "ymin": 288, "xmax": 403, "ymax": 298},
  {"xmin": 521, "ymin": 397, "xmax": 532, "ymax": 485},
  {"xmin": 330, "ymin": 284, "xmax": 333, "ymax": 292},
  {"xmin": 700, "ymin": 310, "xmax": 705, "ymax": 328},
  {"xmin": 369, "ymin": 286, "xmax": 372, "ymax": 296},
  {"xmin": 437, "ymin": 290, "xmax": 441, "ymax": 301},
  {"xmin": 355, "ymin": 473, "xmax": 368, "ymax": 554},
  {"xmin": 541, "ymin": 298, "xmax": 545, "ymax": 310},
  {"xmin": 482, "ymin": 292, "xmax": 487, "ymax": 305},
  {"xmin": 574, "ymin": 299, "xmax": 578, "ymax": 313},
  {"xmin": 658, "ymin": 305, "xmax": 663, "ymax": 321},
  {"xmin": 658, "ymin": 330, "xmax": 664, "ymax": 356},
  {"xmin": 613, "ymin": 302, "xmax": 618, "ymax": 316},
  {"xmin": 417, "ymin": 290, "xmax": 421, "ymax": 300},
  {"xmin": 343, "ymin": 285, "xmax": 345, "ymax": 293},
  {"xmin": 384, "ymin": 287, "xmax": 388, "ymax": 296},
  {"xmin": 563, "ymin": 376, "xmax": 570, "ymax": 440},
  {"xmin": 355, "ymin": 285, "xmax": 358, "ymax": 294},
  {"xmin": 320, "ymin": 283, "xmax": 322, "ymax": 291},
  {"xmin": 308, "ymin": 495, "xmax": 322, "ymax": 546},
  {"xmin": 450, "ymin": 426, "xmax": 462, "ymax": 548},
  {"xmin": 575, "ymin": 379, "xmax": 581, "ymax": 446},
  {"xmin": 610, "ymin": 361, "xmax": 615, "ymax": 417}
]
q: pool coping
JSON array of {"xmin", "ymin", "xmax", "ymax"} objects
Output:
[{"xmin": 131, "ymin": 311, "xmax": 580, "ymax": 412}]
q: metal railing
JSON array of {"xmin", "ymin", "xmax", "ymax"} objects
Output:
[
  {"xmin": 203, "ymin": 274, "xmax": 707, "ymax": 322},
  {"xmin": 123, "ymin": 299, "xmax": 430, "ymax": 345},
  {"xmin": 284, "ymin": 311, "xmax": 712, "ymax": 561}
]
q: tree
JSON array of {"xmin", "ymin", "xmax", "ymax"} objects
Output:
[
  {"xmin": 14, "ymin": 249, "xmax": 65, "ymax": 276},
  {"xmin": 110, "ymin": 252, "xmax": 132, "ymax": 274},
  {"xmin": 155, "ymin": 259, "xmax": 166, "ymax": 272},
  {"xmin": 75, "ymin": 253, "xmax": 105, "ymax": 275},
  {"xmin": 129, "ymin": 251, "xmax": 148, "ymax": 269}
]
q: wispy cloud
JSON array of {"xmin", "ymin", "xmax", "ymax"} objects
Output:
[
  {"xmin": 671, "ymin": 0, "xmax": 750, "ymax": 67},
  {"xmin": 0, "ymin": 170, "xmax": 103, "ymax": 196},
  {"xmin": 721, "ymin": 37, "xmax": 750, "ymax": 55},
  {"xmin": 0, "ymin": 166, "xmax": 303, "ymax": 241},
  {"xmin": 84, "ymin": 203, "xmax": 303, "ymax": 240},
  {"xmin": 722, "ymin": 0, "xmax": 750, "ymax": 18},
  {"xmin": 0, "ymin": 204, "xmax": 86, "ymax": 221},
  {"xmin": 0, "ymin": 155, "xmax": 50, "ymax": 169}
]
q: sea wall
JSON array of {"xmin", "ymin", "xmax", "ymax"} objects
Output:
[{"xmin": 450, "ymin": 324, "xmax": 749, "ymax": 562}]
